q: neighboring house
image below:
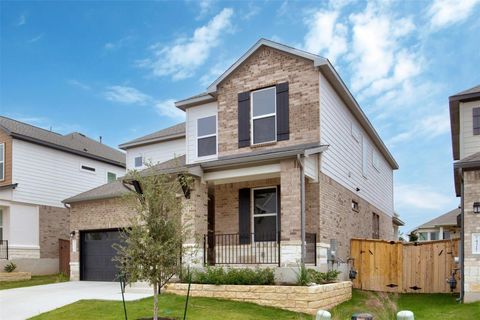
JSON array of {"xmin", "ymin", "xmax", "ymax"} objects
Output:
[
  {"xmin": 0, "ymin": 116, "xmax": 125, "ymax": 270},
  {"xmin": 412, "ymin": 208, "xmax": 460, "ymax": 241},
  {"xmin": 449, "ymin": 85, "xmax": 480, "ymax": 302},
  {"xmin": 392, "ymin": 212, "xmax": 405, "ymax": 240},
  {"xmin": 64, "ymin": 39, "xmax": 399, "ymax": 282}
]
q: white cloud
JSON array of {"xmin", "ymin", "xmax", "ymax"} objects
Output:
[
  {"xmin": 103, "ymin": 86, "xmax": 184, "ymax": 120},
  {"xmin": 104, "ymin": 36, "xmax": 133, "ymax": 51},
  {"xmin": 67, "ymin": 79, "xmax": 91, "ymax": 91},
  {"xmin": 242, "ymin": 2, "xmax": 261, "ymax": 21},
  {"xmin": 427, "ymin": 0, "xmax": 480, "ymax": 30},
  {"xmin": 395, "ymin": 184, "xmax": 453, "ymax": 210},
  {"xmin": 389, "ymin": 110, "xmax": 451, "ymax": 144},
  {"xmin": 199, "ymin": 58, "xmax": 234, "ymax": 87},
  {"xmin": 139, "ymin": 8, "xmax": 234, "ymax": 80},
  {"xmin": 303, "ymin": 10, "xmax": 348, "ymax": 63},
  {"xmin": 27, "ymin": 33, "xmax": 44, "ymax": 43},
  {"xmin": 16, "ymin": 13, "xmax": 26, "ymax": 26},
  {"xmin": 104, "ymin": 86, "xmax": 151, "ymax": 105}
]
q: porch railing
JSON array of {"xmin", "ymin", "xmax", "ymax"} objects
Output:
[
  {"xmin": 204, "ymin": 233, "xmax": 280, "ymax": 266},
  {"xmin": 0, "ymin": 240, "xmax": 8, "ymax": 260}
]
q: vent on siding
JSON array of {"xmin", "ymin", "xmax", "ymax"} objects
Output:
[{"xmin": 81, "ymin": 165, "xmax": 96, "ymax": 172}]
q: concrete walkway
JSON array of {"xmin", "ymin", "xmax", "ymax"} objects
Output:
[{"xmin": 0, "ymin": 281, "xmax": 152, "ymax": 320}]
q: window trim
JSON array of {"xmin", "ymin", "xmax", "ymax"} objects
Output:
[
  {"xmin": 251, "ymin": 186, "xmax": 278, "ymax": 242},
  {"xmin": 473, "ymin": 107, "xmax": 480, "ymax": 135},
  {"xmin": 106, "ymin": 171, "xmax": 117, "ymax": 183},
  {"xmin": 196, "ymin": 115, "xmax": 218, "ymax": 159},
  {"xmin": 134, "ymin": 155, "xmax": 143, "ymax": 168},
  {"xmin": 0, "ymin": 143, "xmax": 4, "ymax": 181},
  {"xmin": 250, "ymin": 86, "xmax": 277, "ymax": 145}
]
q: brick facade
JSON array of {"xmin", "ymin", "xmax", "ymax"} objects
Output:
[
  {"xmin": 39, "ymin": 205, "xmax": 70, "ymax": 258},
  {"xmin": 318, "ymin": 172, "xmax": 393, "ymax": 260},
  {"xmin": 462, "ymin": 169, "xmax": 480, "ymax": 302},
  {"xmin": 217, "ymin": 46, "xmax": 320, "ymax": 157}
]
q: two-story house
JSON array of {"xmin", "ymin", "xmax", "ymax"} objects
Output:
[
  {"xmin": 64, "ymin": 39, "xmax": 398, "ymax": 282},
  {"xmin": 0, "ymin": 116, "xmax": 125, "ymax": 272},
  {"xmin": 449, "ymin": 85, "xmax": 480, "ymax": 302}
]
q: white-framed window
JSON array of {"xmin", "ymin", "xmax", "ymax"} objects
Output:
[
  {"xmin": 418, "ymin": 232, "xmax": 428, "ymax": 241},
  {"xmin": 252, "ymin": 186, "xmax": 278, "ymax": 242},
  {"xmin": 197, "ymin": 115, "xmax": 217, "ymax": 158},
  {"xmin": 134, "ymin": 156, "xmax": 143, "ymax": 168},
  {"xmin": 107, "ymin": 172, "xmax": 117, "ymax": 183},
  {"xmin": 472, "ymin": 233, "xmax": 480, "ymax": 254},
  {"xmin": 251, "ymin": 87, "xmax": 277, "ymax": 145},
  {"xmin": 372, "ymin": 151, "xmax": 381, "ymax": 172},
  {"xmin": 80, "ymin": 164, "xmax": 96, "ymax": 174},
  {"xmin": 0, "ymin": 143, "xmax": 4, "ymax": 181}
]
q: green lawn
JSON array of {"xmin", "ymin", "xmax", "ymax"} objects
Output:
[
  {"xmin": 29, "ymin": 289, "xmax": 480, "ymax": 320},
  {"xmin": 0, "ymin": 274, "xmax": 68, "ymax": 290}
]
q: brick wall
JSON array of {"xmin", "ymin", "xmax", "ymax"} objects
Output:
[
  {"xmin": 318, "ymin": 172, "xmax": 393, "ymax": 260},
  {"xmin": 39, "ymin": 205, "xmax": 70, "ymax": 258},
  {"xmin": 217, "ymin": 46, "xmax": 320, "ymax": 157},
  {"xmin": 0, "ymin": 129, "xmax": 12, "ymax": 186},
  {"xmin": 463, "ymin": 169, "xmax": 480, "ymax": 302}
]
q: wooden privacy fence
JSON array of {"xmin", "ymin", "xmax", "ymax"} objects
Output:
[{"xmin": 350, "ymin": 238, "xmax": 459, "ymax": 293}]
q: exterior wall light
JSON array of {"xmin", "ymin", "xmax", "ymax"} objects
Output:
[{"xmin": 474, "ymin": 202, "xmax": 480, "ymax": 214}]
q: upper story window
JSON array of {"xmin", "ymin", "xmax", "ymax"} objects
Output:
[
  {"xmin": 80, "ymin": 165, "xmax": 96, "ymax": 173},
  {"xmin": 197, "ymin": 115, "xmax": 217, "ymax": 157},
  {"xmin": 107, "ymin": 172, "xmax": 117, "ymax": 183},
  {"xmin": 134, "ymin": 156, "xmax": 143, "ymax": 168},
  {"xmin": 251, "ymin": 87, "xmax": 277, "ymax": 144},
  {"xmin": 473, "ymin": 107, "xmax": 480, "ymax": 135},
  {"xmin": 0, "ymin": 143, "xmax": 4, "ymax": 181}
]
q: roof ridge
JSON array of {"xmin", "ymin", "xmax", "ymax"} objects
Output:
[{"xmin": 0, "ymin": 115, "xmax": 63, "ymax": 136}]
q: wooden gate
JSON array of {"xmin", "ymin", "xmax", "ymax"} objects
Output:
[
  {"xmin": 59, "ymin": 239, "xmax": 70, "ymax": 277},
  {"xmin": 350, "ymin": 238, "xmax": 459, "ymax": 293}
]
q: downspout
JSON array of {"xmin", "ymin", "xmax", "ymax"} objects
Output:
[
  {"xmin": 457, "ymin": 174, "xmax": 465, "ymax": 303},
  {"xmin": 297, "ymin": 155, "xmax": 306, "ymax": 265}
]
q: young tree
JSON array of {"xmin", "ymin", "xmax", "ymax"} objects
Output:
[
  {"xmin": 408, "ymin": 231, "xmax": 419, "ymax": 242},
  {"xmin": 114, "ymin": 167, "xmax": 193, "ymax": 320}
]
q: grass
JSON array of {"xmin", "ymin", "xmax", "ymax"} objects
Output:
[
  {"xmin": 330, "ymin": 289, "xmax": 480, "ymax": 320},
  {"xmin": 0, "ymin": 274, "xmax": 69, "ymax": 290},
  {"xmin": 29, "ymin": 289, "xmax": 480, "ymax": 320}
]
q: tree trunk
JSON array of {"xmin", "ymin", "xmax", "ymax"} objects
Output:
[{"xmin": 153, "ymin": 282, "xmax": 158, "ymax": 320}]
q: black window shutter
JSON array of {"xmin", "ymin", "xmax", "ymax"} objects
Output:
[
  {"xmin": 238, "ymin": 188, "xmax": 251, "ymax": 244},
  {"xmin": 277, "ymin": 185, "xmax": 281, "ymax": 239},
  {"xmin": 238, "ymin": 92, "xmax": 251, "ymax": 148},
  {"xmin": 276, "ymin": 82, "xmax": 289, "ymax": 141},
  {"xmin": 473, "ymin": 108, "xmax": 480, "ymax": 135}
]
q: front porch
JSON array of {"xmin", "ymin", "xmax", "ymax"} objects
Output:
[{"xmin": 183, "ymin": 153, "xmax": 322, "ymax": 268}]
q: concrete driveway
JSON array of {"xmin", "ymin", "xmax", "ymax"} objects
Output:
[{"xmin": 0, "ymin": 281, "xmax": 152, "ymax": 320}]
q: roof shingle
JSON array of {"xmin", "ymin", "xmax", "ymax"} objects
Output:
[{"xmin": 119, "ymin": 122, "xmax": 185, "ymax": 149}]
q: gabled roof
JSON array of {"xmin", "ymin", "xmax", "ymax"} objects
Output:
[
  {"xmin": 175, "ymin": 38, "xmax": 398, "ymax": 169},
  {"xmin": 414, "ymin": 208, "xmax": 460, "ymax": 230},
  {"xmin": 449, "ymin": 84, "xmax": 480, "ymax": 161},
  {"xmin": 63, "ymin": 155, "xmax": 186, "ymax": 203},
  {"xmin": 0, "ymin": 116, "xmax": 125, "ymax": 167},
  {"xmin": 119, "ymin": 122, "xmax": 186, "ymax": 150}
]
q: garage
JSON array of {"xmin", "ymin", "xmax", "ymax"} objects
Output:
[{"xmin": 80, "ymin": 229, "xmax": 123, "ymax": 281}]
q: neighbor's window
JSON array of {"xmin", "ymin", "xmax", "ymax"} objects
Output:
[
  {"xmin": 430, "ymin": 232, "xmax": 438, "ymax": 241},
  {"xmin": 197, "ymin": 115, "xmax": 217, "ymax": 157},
  {"xmin": 107, "ymin": 172, "xmax": 117, "ymax": 183},
  {"xmin": 372, "ymin": 212, "xmax": 380, "ymax": 239},
  {"xmin": 80, "ymin": 165, "xmax": 96, "ymax": 173},
  {"xmin": 253, "ymin": 187, "xmax": 277, "ymax": 241},
  {"xmin": 134, "ymin": 156, "xmax": 143, "ymax": 168},
  {"xmin": 473, "ymin": 108, "xmax": 480, "ymax": 135},
  {"xmin": 418, "ymin": 232, "xmax": 428, "ymax": 241},
  {"xmin": 0, "ymin": 143, "xmax": 4, "ymax": 181},
  {"xmin": 251, "ymin": 87, "xmax": 276, "ymax": 144},
  {"xmin": 351, "ymin": 200, "xmax": 359, "ymax": 212}
]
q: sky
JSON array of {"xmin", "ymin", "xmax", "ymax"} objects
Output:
[{"xmin": 1, "ymin": 0, "xmax": 479, "ymax": 234}]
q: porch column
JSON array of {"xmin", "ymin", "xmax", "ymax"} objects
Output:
[
  {"xmin": 182, "ymin": 177, "xmax": 208, "ymax": 267},
  {"xmin": 280, "ymin": 159, "xmax": 302, "ymax": 266}
]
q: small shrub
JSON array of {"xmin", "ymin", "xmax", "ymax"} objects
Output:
[
  {"xmin": 184, "ymin": 267, "xmax": 275, "ymax": 285},
  {"xmin": 296, "ymin": 267, "xmax": 341, "ymax": 285},
  {"xmin": 4, "ymin": 262, "xmax": 17, "ymax": 273},
  {"xmin": 296, "ymin": 264, "xmax": 310, "ymax": 286}
]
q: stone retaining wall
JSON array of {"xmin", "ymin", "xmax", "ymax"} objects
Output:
[
  {"xmin": 164, "ymin": 281, "xmax": 352, "ymax": 315},
  {"xmin": 0, "ymin": 272, "xmax": 31, "ymax": 281}
]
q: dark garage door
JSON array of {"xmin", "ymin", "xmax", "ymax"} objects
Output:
[{"xmin": 80, "ymin": 230, "xmax": 123, "ymax": 281}]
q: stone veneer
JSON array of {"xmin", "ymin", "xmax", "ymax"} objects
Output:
[
  {"xmin": 216, "ymin": 46, "xmax": 320, "ymax": 158},
  {"xmin": 39, "ymin": 205, "xmax": 70, "ymax": 258},
  {"xmin": 463, "ymin": 170, "xmax": 480, "ymax": 302},
  {"xmin": 164, "ymin": 281, "xmax": 352, "ymax": 315}
]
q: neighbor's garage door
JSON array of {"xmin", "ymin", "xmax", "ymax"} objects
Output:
[{"xmin": 80, "ymin": 230, "xmax": 123, "ymax": 281}]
